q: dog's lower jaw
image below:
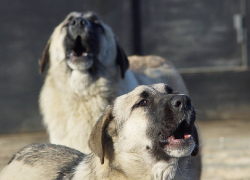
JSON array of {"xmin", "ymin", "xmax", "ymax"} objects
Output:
[{"xmin": 152, "ymin": 159, "xmax": 179, "ymax": 180}]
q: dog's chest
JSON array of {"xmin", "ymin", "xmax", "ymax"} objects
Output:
[
  {"xmin": 69, "ymin": 70, "xmax": 115, "ymax": 98},
  {"xmin": 44, "ymin": 71, "xmax": 118, "ymax": 152},
  {"xmin": 66, "ymin": 93, "xmax": 109, "ymax": 122},
  {"xmin": 62, "ymin": 73, "xmax": 117, "ymax": 151},
  {"xmin": 47, "ymin": 89, "xmax": 112, "ymax": 152},
  {"xmin": 66, "ymin": 71, "xmax": 116, "ymax": 127}
]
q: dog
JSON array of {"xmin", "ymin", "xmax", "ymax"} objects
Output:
[
  {"xmin": 0, "ymin": 83, "xmax": 199, "ymax": 180},
  {"xmin": 38, "ymin": 12, "xmax": 201, "ymax": 179}
]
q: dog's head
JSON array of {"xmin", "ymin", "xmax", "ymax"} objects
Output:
[
  {"xmin": 39, "ymin": 12, "xmax": 129, "ymax": 78},
  {"xmin": 89, "ymin": 83, "xmax": 199, "ymax": 169}
]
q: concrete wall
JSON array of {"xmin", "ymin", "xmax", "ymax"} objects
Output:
[
  {"xmin": 0, "ymin": 0, "xmax": 132, "ymax": 133},
  {"xmin": 0, "ymin": 0, "xmax": 249, "ymax": 133}
]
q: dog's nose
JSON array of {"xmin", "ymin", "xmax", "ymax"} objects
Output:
[
  {"xmin": 69, "ymin": 17, "xmax": 88, "ymax": 28},
  {"xmin": 171, "ymin": 95, "xmax": 192, "ymax": 110}
]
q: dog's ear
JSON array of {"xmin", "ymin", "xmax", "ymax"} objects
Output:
[
  {"xmin": 191, "ymin": 125, "xmax": 199, "ymax": 156},
  {"xmin": 116, "ymin": 41, "xmax": 129, "ymax": 79},
  {"xmin": 39, "ymin": 39, "xmax": 51, "ymax": 74},
  {"xmin": 88, "ymin": 105, "xmax": 113, "ymax": 164}
]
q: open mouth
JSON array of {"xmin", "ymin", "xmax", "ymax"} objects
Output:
[
  {"xmin": 67, "ymin": 36, "xmax": 94, "ymax": 62},
  {"xmin": 159, "ymin": 120, "xmax": 194, "ymax": 148}
]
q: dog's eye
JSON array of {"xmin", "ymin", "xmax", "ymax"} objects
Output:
[
  {"xmin": 131, "ymin": 100, "xmax": 148, "ymax": 110},
  {"xmin": 138, "ymin": 100, "xmax": 148, "ymax": 106}
]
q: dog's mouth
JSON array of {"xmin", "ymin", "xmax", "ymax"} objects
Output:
[
  {"xmin": 159, "ymin": 119, "xmax": 195, "ymax": 157},
  {"xmin": 66, "ymin": 36, "xmax": 94, "ymax": 70},
  {"xmin": 160, "ymin": 120, "xmax": 193, "ymax": 144},
  {"xmin": 67, "ymin": 36, "xmax": 94, "ymax": 61}
]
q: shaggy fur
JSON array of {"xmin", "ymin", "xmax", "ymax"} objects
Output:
[
  {"xmin": 0, "ymin": 84, "xmax": 199, "ymax": 180},
  {"xmin": 38, "ymin": 12, "xmax": 201, "ymax": 179}
]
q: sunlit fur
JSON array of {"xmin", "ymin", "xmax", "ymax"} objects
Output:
[
  {"xmin": 1, "ymin": 84, "xmax": 197, "ymax": 180},
  {"xmin": 39, "ymin": 12, "xmax": 188, "ymax": 153},
  {"xmin": 39, "ymin": 12, "xmax": 201, "ymax": 179}
]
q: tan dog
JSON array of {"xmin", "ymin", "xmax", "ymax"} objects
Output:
[
  {"xmin": 39, "ymin": 12, "xmax": 201, "ymax": 179},
  {"xmin": 1, "ymin": 84, "xmax": 199, "ymax": 180}
]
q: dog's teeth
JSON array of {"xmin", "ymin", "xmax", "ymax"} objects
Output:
[
  {"xmin": 82, "ymin": 52, "xmax": 88, "ymax": 56},
  {"xmin": 69, "ymin": 52, "xmax": 77, "ymax": 57}
]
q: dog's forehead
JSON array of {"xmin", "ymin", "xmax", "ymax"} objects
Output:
[
  {"xmin": 129, "ymin": 85, "xmax": 156, "ymax": 98},
  {"xmin": 150, "ymin": 83, "xmax": 174, "ymax": 94},
  {"xmin": 114, "ymin": 85, "xmax": 153, "ymax": 105},
  {"xmin": 116, "ymin": 83, "xmax": 174, "ymax": 103},
  {"xmin": 59, "ymin": 12, "xmax": 82, "ymax": 26},
  {"xmin": 64, "ymin": 11, "xmax": 100, "ymax": 21}
]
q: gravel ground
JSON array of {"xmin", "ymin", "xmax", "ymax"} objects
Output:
[
  {"xmin": 0, "ymin": 119, "xmax": 250, "ymax": 179},
  {"xmin": 199, "ymin": 120, "xmax": 250, "ymax": 180}
]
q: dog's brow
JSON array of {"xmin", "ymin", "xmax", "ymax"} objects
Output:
[
  {"xmin": 164, "ymin": 85, "xmax": 174, "ymax": 94},
  {"xmin": 140, "ymin": 91, "xmax": 149, "ymax": 98}
]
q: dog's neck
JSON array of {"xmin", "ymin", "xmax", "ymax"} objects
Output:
[
  {"xmin": 68, "ymin": 69, "xmax": 117, "ymax": 99},
  {"xmin": 73, "ymin": 154, "xmax": 127, "ymax": 180},
  {"xmin": 47, "ymin": 60, "xmax": 138, "ymax": 99},
  {"xmin": 47, "ymin": 66, "xmax": 120, "ymax": 99},
  {"xmin": 73, "ymin": 154, "xmax": 180, "ymax": 180}
]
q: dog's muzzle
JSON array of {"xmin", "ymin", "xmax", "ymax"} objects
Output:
[
  {"xmin": 159, "ymin": 95, "xmax": 197, "ymax": 157},
  {"xmin": 69, "ymin": 17, "xmax": 91, "ymax": 37},
  {"xmin": 65, "ymin": 17, "xmax": 96, "ymax": 71}
]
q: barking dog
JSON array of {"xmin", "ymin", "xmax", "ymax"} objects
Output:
[
  {"xmin": 38, "ymin": 12, "xmax": 201, "ymax": 179},
  {"xmin": 1, "ymin": 84, "xmax": 199, "ymax": 180}
]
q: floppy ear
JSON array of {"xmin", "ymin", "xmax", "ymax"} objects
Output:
[
  {"xmin": 116, "ymin": 41, "xmax": 129, "ymax": 79},
  {"xmin": 39, "ymin": 39, "xmax": 51, "ymax": 74},
  {"xmin": 191, "ymin": 125, "xmax": 199, "ymax": 156},
  {"xmin": 88, "ymin": 105, "xmax": 113, "ymax": 164}
]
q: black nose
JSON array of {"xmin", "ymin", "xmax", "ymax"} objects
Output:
[
  {"xmin": 171, "ymin": 95, "xmax": 192, "ymax": 110},
  {"xmin": 69, "ymin": 17, "xmax": 88, "ymax": 28}
]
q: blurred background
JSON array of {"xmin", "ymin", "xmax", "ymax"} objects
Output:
[
  {"xmin": 1, "ymin": 0, "xmax": 250, "ymax": 133},
  {"xmin": 0, "ymin": 0, "xmax": 250, "ymax": 179}
]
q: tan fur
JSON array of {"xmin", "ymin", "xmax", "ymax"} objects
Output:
[
  {"xmin": 1, "ymin": 84, "xmax": 198, "ymax": 180},
  {"xmin": 0, "ymin": 161, "xmax": 55, "ymax": 180},
  {"xmin": 129, "ymin": 55, "xmax": 169, "ymax": 71},
  {"xmin": 39, "ymin": 12, "xmax": 201, "ymax": 179},
  {"xmin": 128, "ymin": 55, "xmax": 188, "ymax": 95}
]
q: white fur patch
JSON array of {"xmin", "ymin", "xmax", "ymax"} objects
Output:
[{"xmin": 152, "ymin": 160, "xmax": 178, "ymax": 180}]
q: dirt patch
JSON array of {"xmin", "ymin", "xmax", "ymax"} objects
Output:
[{"xmin": 199, "ymin": 120, "xmax": 250, "ymax": 180}]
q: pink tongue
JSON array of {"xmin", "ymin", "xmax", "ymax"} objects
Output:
[
  {"xmin": 184, "ymin": 134, "xmax": 191, "ymax": 139},
  {"xmin": 70, "ymin": 55, "xmax": 87, "ymax": 63},
  {"xmin": 168, "ymin": 136, "xmax": 181, "ymax": 143},
  {"xmin": 169, "ymin": 134, "xmax": 191, "ymax": 143}
]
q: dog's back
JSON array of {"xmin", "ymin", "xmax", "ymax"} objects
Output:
[
  {"xmin": 0, "ymin": 143, "xmax": 85, "ymax": 180},
  {"xmin": 129, "ymin": 55, "xmax": 189, "ymax": 95}
]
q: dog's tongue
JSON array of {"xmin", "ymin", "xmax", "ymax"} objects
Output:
[
  {"xmin": 69, "ymin": 52, "xmax": 94, "ymax": 62},
  {"xmin": 168, "ymin": 134, "xmax": 192, "ymax": 145},
  {"xmin": 184, "ymin": 134, "xmax": 191, "ymax": 139}
]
